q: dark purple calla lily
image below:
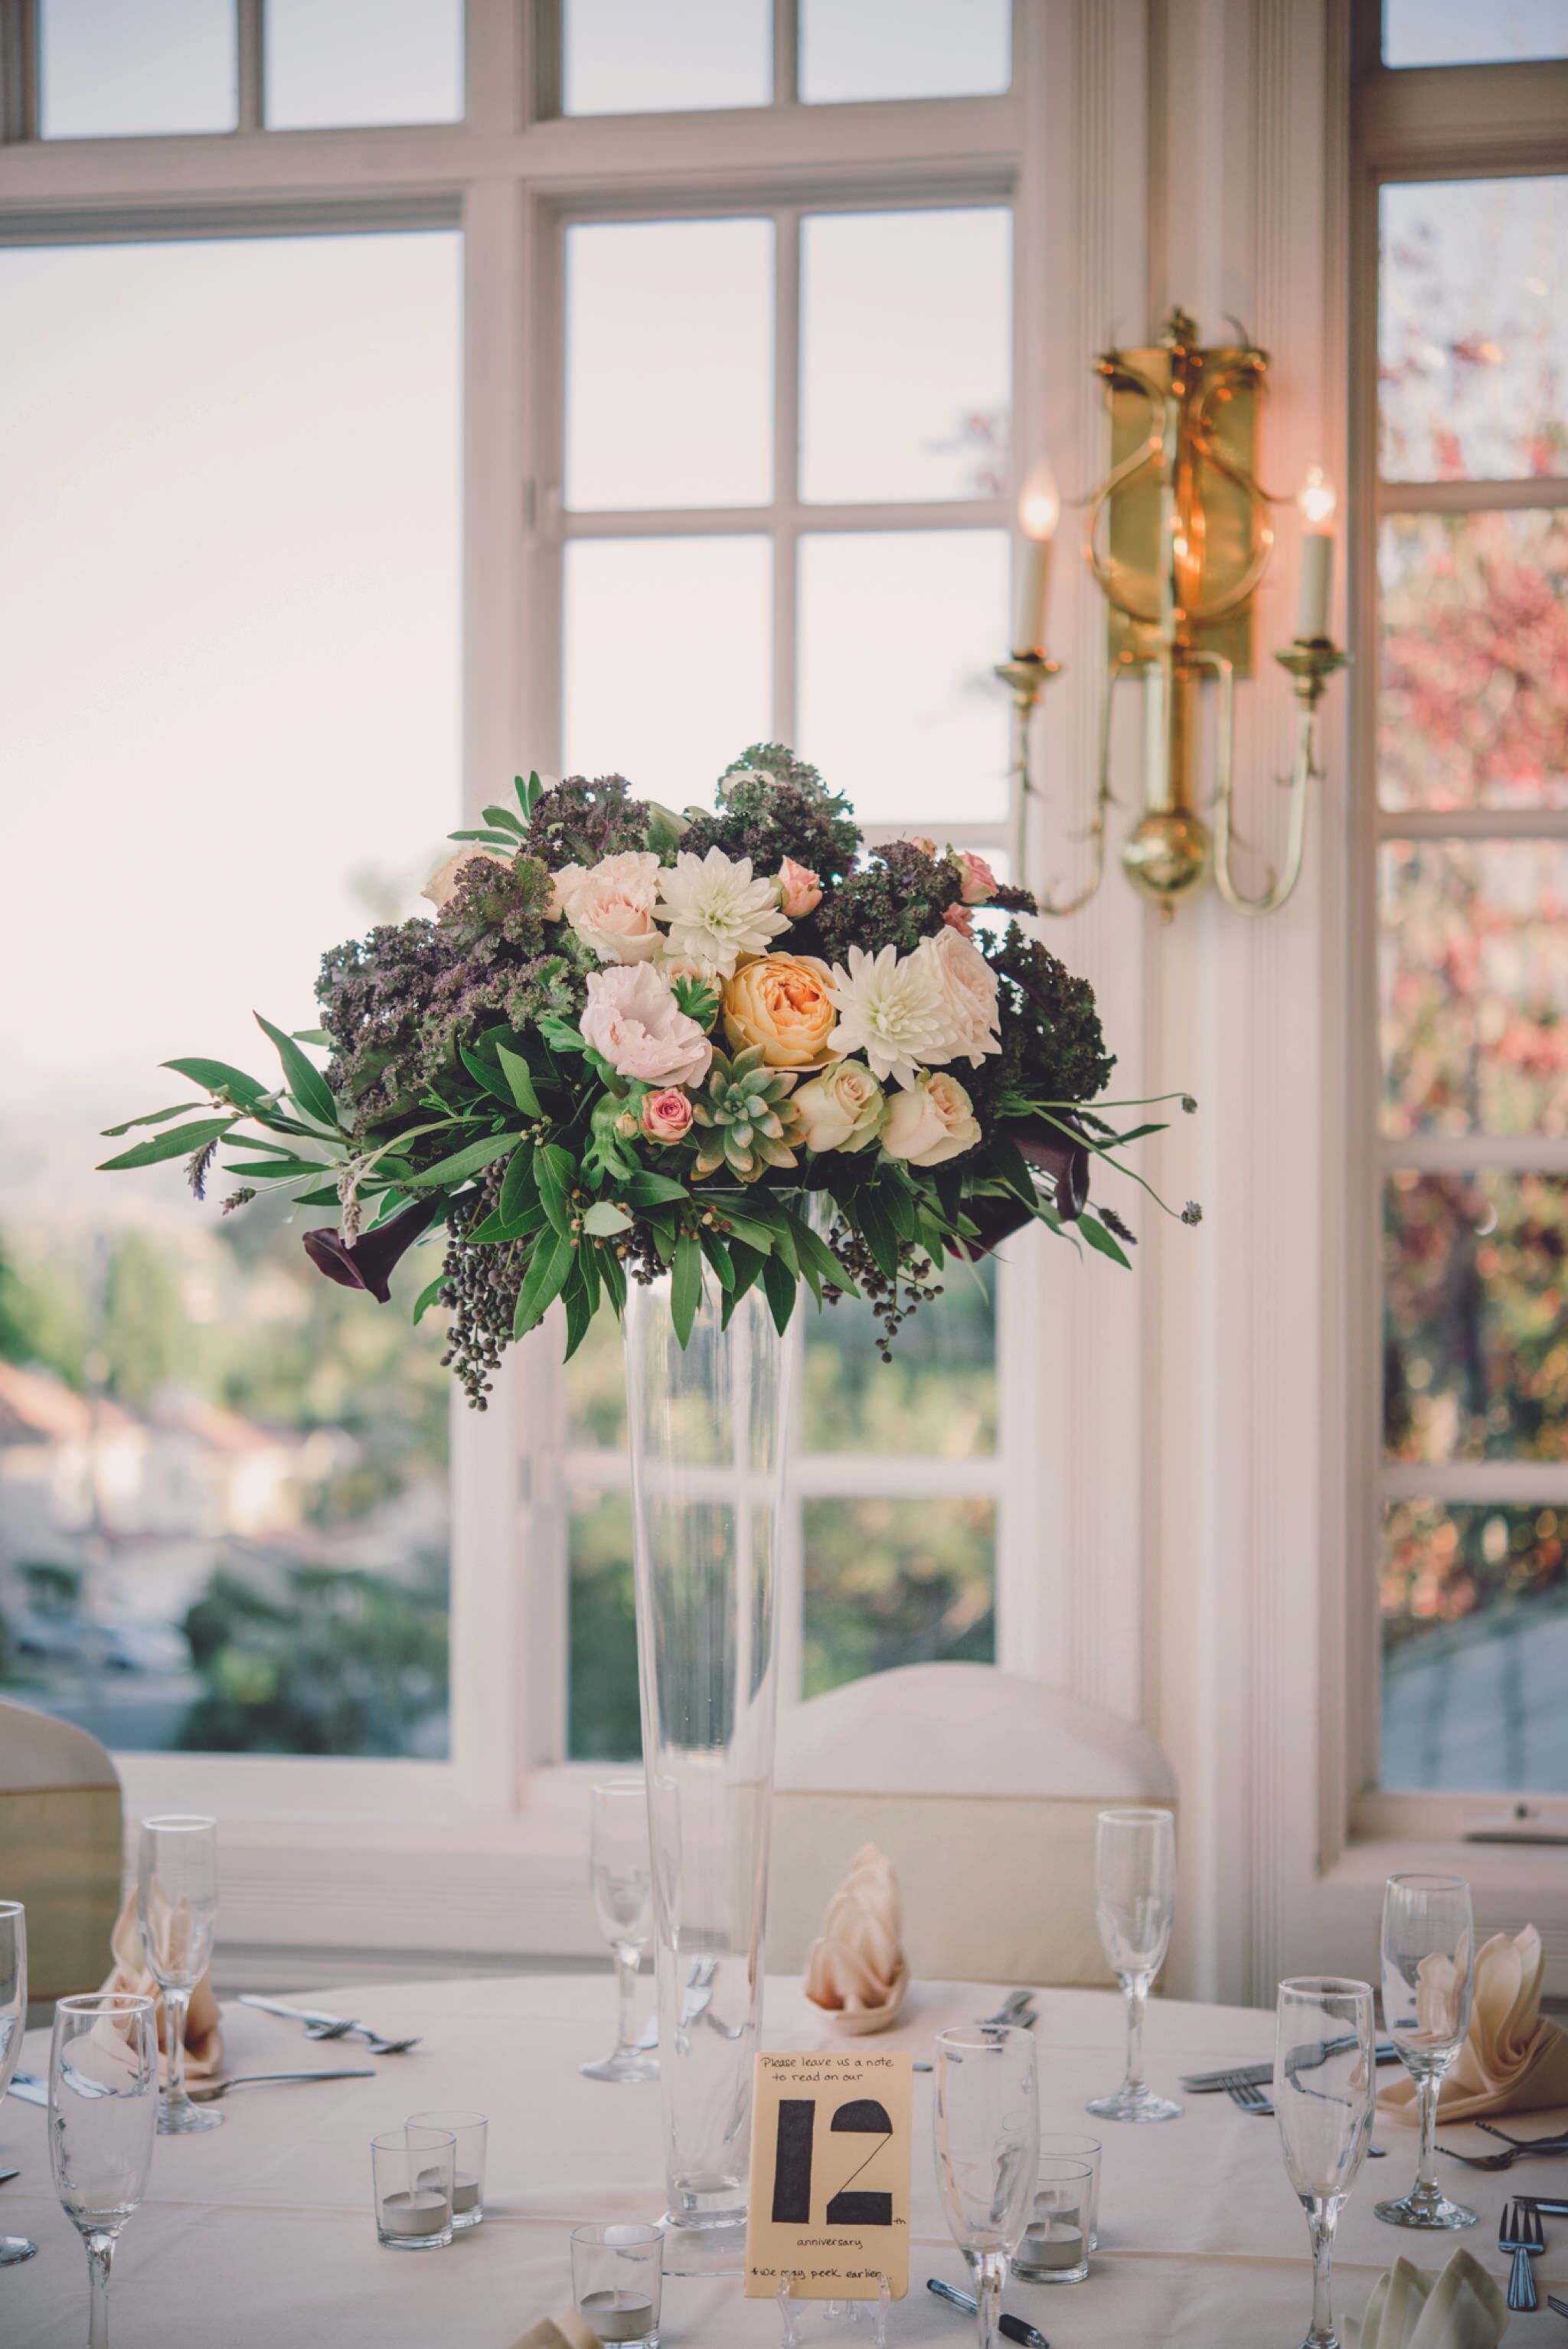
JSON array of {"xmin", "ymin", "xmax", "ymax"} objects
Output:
[
  {"xmin": 960, "ymin": 1119, "xmax": 1091, "ymax": 1258},
  {"xmin": 302, "ymin": 1198, "xmax": 437, "ymax": 1303}
]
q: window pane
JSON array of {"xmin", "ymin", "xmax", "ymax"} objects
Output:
[
  {"xmin": 1383, "ymin": 0, "xmax": 1568, "ymax": 67},
  {"xmin": 567, "ymin": 1308, "xmax": 626, "ymax": 1450},
  {"xmin": 565, "ymin": 221, "xmax": 773, "ymax": 511},
  {"xmin": 265, "ymin": 0, "xmax": 462, "ymax": 129},
  {"xmin": 1381, "ymin": 1501, "xmax": 1568, "ymax": 1792},
  {"xmin": 564, "ymin": 537, "xmax": 772, "ymax": 808},
  {"xmin": 1380, "ymin": 840, "xmax": 1568, "ymax": 1139},
  {"xmin": 568, "ymin": 1490, "xmax": 640, "ymax": 1761},
  {"xmin": 802, "ymin": 1496, "xmax": 994, "ymax": 1698},
  {"xmin": 0, "ymin": 234, "xmax": 461, "ymax": 1757},
  {"xmin": 1377, "ymin": 511, "xmax": 1568, "ymax": 812},
  {"xmin": 562, "ymin": 0, "xmax": 771, "ymax": 115},
  {"xmin": 797, "ymin": 531, "xmax": 1009, "ymax": 824},
  {"xmin": 802, "ymin": 1259, "xmax": 995, "ymax": 1456},
  {"xmin": 1383, "ymin": 1173, "xmax": 1568, "ymax": 1463},
  {"xmin": 1378, "ymin": 179, "xmax": 1568, "ymax": 482},
  {"xmin": 41, "ymin": 0, "xmax": 235, "ymax": 138},
  {"xmin": 799, "ymin": 0, "xmax": 1011, "ymax": 102},
  {"xmin": 800, "ymin": 208, "xmax": 1011, "ymax": 505}
]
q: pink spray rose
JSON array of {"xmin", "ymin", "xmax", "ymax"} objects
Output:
[
  {"xmin": 776, "ymin": 858, "xmax": 823, "ymax": 920},
  {"xmin": 942, "ymin": 901, "xmax": 975, "ymax": 938},
  {"xmin": 956, "ymin": 851, "xmax": 998, "ymax": 906},
  {"xmin": 639, "ymin": 1088, "xmax": 694, "ymax": 1145},
  {"xmin": 580, "ymin": 964, "xmax": 714, "ymax": 1089}
]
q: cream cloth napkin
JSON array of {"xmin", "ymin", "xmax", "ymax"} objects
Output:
[
  {"xmin": 804, "ymin": 1843, "xmax": 908, "ymax": 2021},
  {"xmin": 1356, "ymin": 2251, "xmax": 1505, "ymax": 2349},
  {"xmin": 99, "ymin": 1889, "xmax": 224, "ymax": 2078},
  {"xmin": 508, "ymin": 2315, "xmax": 597, "ymax": 2349},
  {"xmin": 1379, "ymin": 1925, "xmax": 1568, "ymax": 2122}
]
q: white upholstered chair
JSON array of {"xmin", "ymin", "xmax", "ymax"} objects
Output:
[
  {"xmin": 767, "ymin": 1661, "xmax": 1176, "ymax": 1987},
  {"xmin": 0, "ymin": 1698, "xmax": 122, "ymax": 2004}
]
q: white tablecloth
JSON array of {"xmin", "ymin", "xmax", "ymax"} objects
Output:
[{"xmin": 6, "ymin": 1972, "xmax": 1566, "ymax": 2344}]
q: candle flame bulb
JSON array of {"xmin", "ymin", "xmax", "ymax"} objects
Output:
[
  {"xmin": 1297, "ymin": 464, "xmax": 1336, "ymax": 531},
  {"xmin": 1020, "ymin": 462, "xmax": 1060, "ymax": 541}
]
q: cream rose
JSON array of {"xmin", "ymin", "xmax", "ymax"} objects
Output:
[
  {"xmin": 915, "ymin": 923, "xmax": 1001, "ymax": 1069},
  {"xmin": 639, "ymin": 1087, "xmax": 694, "ymax": 1145},
  {"xmin": 776, "ymin": 858, "xmax": 823, "ymax": 919},
  {"xmin": 879, "ymin": 1070, "xmax": 981, "ymax": 1168},
  {"xmin": 557, "ymin": 850, "xmax": 663, "ymax": 964},
  {"xmin": 793, "ymin": 1060, "xmax": 885, "ymax": 1155},
  {"xmin": 422, "ymin": 848, "xmax": 508, "ymax": 910},
  {"xmin": 580, "ymin": 963, "xmax": 713, "ymax": 1088},
  {"xmin": 721, "ymin": 952, "xmax": 838, "ymax": 1070}
]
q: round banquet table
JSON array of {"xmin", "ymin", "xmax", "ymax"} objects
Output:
[{"xmin": 5, "ymin": 1972, "xmax": 1566, "ymax": 2345}]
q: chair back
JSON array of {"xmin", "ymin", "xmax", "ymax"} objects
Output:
[
  {"xmin": 768, "ymin": 1662, "xmax": 1176, "ymax": 1987},
  {"xmin": 0, "ymin": 1699, "xmax": 123, "ymax": 2001}
]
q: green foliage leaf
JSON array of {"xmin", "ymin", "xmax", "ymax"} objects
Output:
[
  {"xmin": 162, "ymin": 1056, "xmax": 271, "ymax": 1107},
  {"xmin": 220, "ymin": 1156, "xmax": 331, "ymax": 1181},
  {"xmin": 583, "ymin": 1201, "xmax": 633, "ymax": 1237},
  {"xmin": 499, "ymin": 1146, "xmax": 539, "ymax": 1227},
  {"xmin": 784, "ymin": 1210, "xmax": 855, "ymax": 1299},
  {"xmin": 564, "ymin": 1250, "xmax": 599, "ymax": 1361},
  {"xmin": 459, "ymin": 1044, "xmax": 518, "ymax": 1109},
  {"xmin": 1076, "ymin": 1212, "xmax": 1132, "ymax": 1269},
  {"xmin": 448, "ymin": 828, "xmax": 521, "ymax": 848},
  {"xmin": 599, "ymin": 1243, "xmax": 626, "ymax": 1316},
  {"xmin": 99, "ymin": 1116, "xmax": 236, "ymax": 1172},
  {"xmin": 671, "ymin": 1230, "xmax": 703, "ymax": 1346},
  {"xmin": 407, "ymin": 1132, "xmax": 518, "ymax": 1188},
  {"xmin": 495, "ymin": 1044, "xmax": 541, "ymax": 1116},
  {"xmin": 513, "ymin": 1227, "xmax": 575, "ymax": 1337},
  {"xmin": 100, "ymin": 1103, "xmax": 204, "ymax": 1138},
  {"xmin": 536, "ymin": 1142, "xmax": 577, "ymax": 1236},
  {"xmin": 516, "ymin": 769, "xmax": 543, "ymax": 818},
  {"xmin": 291, "ymin": 1027, "xmax": 330, "ymax": 1047},
  {"xmin": 855, "ymin": 1192, "xmax": 900, "ymax": 1283},
  {"xmin": 538, "ymin": 1016, "xmax": 586, "ymax": 1056},
  {"xmin": 254, "ymin": 1014, "xmax": 341, "ymax": 1132},
  {"xmin": 645, "ymin": 799, "xmax": 690, "ymax": 856},
  {"xmin": 762, "ymin": 1248, "xmax": 797, "ymax": 1335},
  {"xmin": 700, "ymin": 1228, "xmax": 736, "ymax": 1291},
  {"xmin": 882, "ymin": 1178, "xmax": 917, "ymax": 1243},
  {"xmin": 482, "ymin": 804, "xmax": 526, "ymax": 834},
  {"xmin": 465, "ymin": 1202, "xmax": 545, "ymax": 1245},
  {"xmin": 624, "ymin": 1170, "xmax": 689, "ymax": 1209},
  {"xmin": 411, "ymin": 1275, "xmax": 448, "ymax": 1325}
]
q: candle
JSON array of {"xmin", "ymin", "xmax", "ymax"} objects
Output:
[
  {"xmin": 577, "ymin": 2289, "xmax": 655, "ymax": 2343},
  {"xmin": 420, "ymin": 2162, "xmax": 479, "ymax": 2213},
  {"xmin": 1013, "ymin": 460, "xmax": 1060, "ymax": 655},
  {"xmin": 1021, "ymin": 2217, "xmax": 1085, "ymax": 2271},
  {"xmin": 1295, "ymin": 463, "xmax": 1336, "ymax": 640},
  {"xmin": 379, "ymin": 2188, "xmax": 449, "ymax": 2239}
]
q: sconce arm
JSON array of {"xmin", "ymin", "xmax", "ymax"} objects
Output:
[
  {"xmin": 1212, "ymin": 640, "xmax": 1348, "ymax": 917},
  {"xmin": 1036, "ymin": 658, "xmax": 1124, "ymax": 916}
]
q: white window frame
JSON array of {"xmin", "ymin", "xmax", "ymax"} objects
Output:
[
  {"xmin": 0, "ymin": 2, "xmax": 1070, "ymax": 1952},
  {"xmin": 1346, "ymin": 2, "xmax": 1568, "ymax": 1841}
]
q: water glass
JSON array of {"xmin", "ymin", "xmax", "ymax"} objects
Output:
[
  {"xmin": 1037, "ymin": 2132, "xmax": 1102, "ymax": 2249},
  {"xmin": 0, "ymin": 1903, "xmax": 36, "ymax": 2268},
  {"xmin": 373, "ymin": 2124, "xmax": 456, "ymax": 2249},
  {"xmin": 50, "ymin": 1992, "xmax": 159, "ymax": 2349},
  {"xmin": 137, "ymin": 1813, "xmax": 221, "ymax": 2135},
  {"xmin": 1011, "ymin": 2156, "xmax": 1092, "ymax": 2284},
  {"xmin": 580, "ymin": 1781, "xmax": 658, "ymax": 2086},
  {"xmin": 1275, "ymin": 1977, "xmax": 1377, "ymax": 2349},
  {"xmin": 1086, "ymin": 1807, "xmax": 1182, "ymax": 2123},
  {"xmin": 933, "ymin": 2025, "xmax": 1040, "ymax": 2349},
  {"xmin": 1374, "ymin": 1874, "xmax": 1477, "ymax": 2232},
  {"xmin": 571, "ymin": 2219, "xmax": 664, "ymax": 2345},
  {"xmin": 406, "ymin": 2107, "xmax": 486, "ymax": 2227}
]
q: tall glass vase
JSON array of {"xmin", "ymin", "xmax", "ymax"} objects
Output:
[{"xmin": 624, "ymin": 1268, "xmax": 789, "ymax": 2275}]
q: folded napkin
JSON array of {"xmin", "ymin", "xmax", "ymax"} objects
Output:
[
  {"xmin": 1357, "ymin": 2251, "xmax": 1505, "ymax": 2349},
  {"xmin": 804, "ymin": 1844, "xmax": 908, "ymax": 2027},
  {"xmin": 508, "ymin": 2315, "xmax": 597, "ymax": 2349},
  {"xmin": 99, "ymin": 1889, "xmax": 224, "ymax": 2079},
  {"xmin": 1379, "ymin": 1924, "xmax": 1568, "ymax": 2122}
]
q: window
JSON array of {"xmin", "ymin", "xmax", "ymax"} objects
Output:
[{"xmin": 1367, "ymin": 155, "xmax": 1568, "ymax": 1791}]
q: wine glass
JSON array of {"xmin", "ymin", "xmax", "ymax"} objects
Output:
[
  {"xmin": 50, "ymin": 1991, "xmax": 158, "ymax": 2348},
  {"xmin": 580, "ymin": 1781, "xmax": 658, "ymax": 2084},
  {"xmin": 1274, "ymin": 1977, "xmax": 1377, "ymax": 2349},
  {"xmin": 933, "ymin": 2024, "xmax": 1040, "ymax": 2349},
  {"xmin": 1086, "ymin": 1807, "xmax": 1182, "ymax": 2122},
  {"xmin": 137, "ymin": 1813, "xmax": 222, "ymax": 2134},
  {"xmin": 1374, "ymin": 1873, "xmax": 1477, "ymax": 2230},
  {"xmin": 0, "ymin": 1902, "xmax": 36, "ymax": 2268}
]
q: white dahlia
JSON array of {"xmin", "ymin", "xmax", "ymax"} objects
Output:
[
  {"xmin": 654, "ymin": 847, "xmax": 789, "ymax": 978},
  {"xmin": 826, "ymin": 942, "xmax": 954, "ymax": 1090}
]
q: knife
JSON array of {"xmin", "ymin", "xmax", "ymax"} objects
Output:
[
  {"xmin": 1182, "ymin": 2040, "xmax": 1400, "ymax": 2091},
  {"xmin": 927, "ymin": 2279, "xmax": 1048, "ymax": 2347}
]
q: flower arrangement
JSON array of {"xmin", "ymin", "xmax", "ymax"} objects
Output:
[{"xmin": 101, "ymin": 747, "xmax": 1197, "ymax": 1403}]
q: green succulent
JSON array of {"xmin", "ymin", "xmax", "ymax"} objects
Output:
[{"xmin": 690, "ymin": 1045, "xmax": 803, "ymax": 1182}]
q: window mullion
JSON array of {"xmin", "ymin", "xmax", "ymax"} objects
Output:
[
  {"xmin": 1377, "ymin": 476, "xmax": 1568, "ymax": 516},
  {"xmin": 773, "ymin": 0, "xmax": 799, "ymax": 112},
  {"xmin": 773, "ymin": 202, "xmax": 799, "ymax": 742},
  {"xmin": 0, "ymin": 0, "xmax": 38, "ymax": 143},
  {"xmin": 237, "ymin": 0, "xmax": 263, "ymax": 132}
]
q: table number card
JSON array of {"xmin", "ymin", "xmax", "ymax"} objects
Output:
[{"xmin": 743, "ymin": 2050, "xmax": 913, "ymax": 2301}]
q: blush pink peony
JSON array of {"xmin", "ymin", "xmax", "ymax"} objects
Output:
[{"xmin": 580, "ymin": 964, "xmax": 714, "ymax": 1089}]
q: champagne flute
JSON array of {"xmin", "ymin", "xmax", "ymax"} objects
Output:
[
  {"xmin": 0, "ymin": 1902, "xmax": 36, "ymax": 2268},
  {"xmin": 1275, "ymin": 1977, "xmax": 1377, "ymax": 2349},
  {"xmin": 1086, "ymin": 1807, "xmax": 1182, "ymax": 2122},
  {"xmin": 50, "ymin": 1991, "xmax": 158, "ymax": 2349},
  {"xmin": 137, "ymin": 1813, "xmax": 222, "ymax": 2135},
  {"xmin": 1374, "ymin": 1873, "xmax": 1477, "ymax": 2230},
  {"xmin": 580, "ymin": 1781, "xmax": 658, "ymax": 2084},
  {"xmin": 933, "ymin": 2024, "xmax": 1040, "ymax": 2349}
]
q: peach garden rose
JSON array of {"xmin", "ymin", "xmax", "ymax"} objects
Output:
[{"xmin": 721, "ymin": 951, "xmax": 838, "ymax": 1070}]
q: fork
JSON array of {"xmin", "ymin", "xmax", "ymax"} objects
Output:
[
  {"xmin": 978, "ymin": 1991, "xmax": 1037, "ymax": 2035},
  {"xmin": 1227, "ymin": 2081, "xmax": 1272, "ymax": 2112},
  {"xmin": 1439, "ymin": 2138, "xmax": 1566, "ymax": 2171},
  {"xmin": 1478, "ymin": 2121, "xmax": 1568, "ymax": 2153},
  {"xmin": 187, "ymin": 2067, "xmax": 376, "ymax": 2101},
  {"xmin": 1500, "ymin": 2197, "xmax": 1544, "ymax": 2314}
]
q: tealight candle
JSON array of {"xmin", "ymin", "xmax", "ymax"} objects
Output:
[
  {"xmin": 578, "ymin": 2289, "xmax": 655, "ymax": 2343},
  {"xmin": 372, "ymin": 2123, "xmax": 456, "ymax": 2252},
  {"xmin": 420, "ymin": 2163, "xmax": 479, "ymax": 2214},
  {"xmin": 380, "ymin": 2189, "xmax": 449, "ymax": 2240},
  {"xmin": 1022, "ymin": 2217, "xmax": 1084, "ymax": 2271},
  {"xmin": 407, "ymin": 2108, "xmax": 488, "ymax": 2230}
]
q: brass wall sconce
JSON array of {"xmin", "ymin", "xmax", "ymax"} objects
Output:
[{"xmin": 999, "ymin": 308, "xmax": 1347, "ymax": 920}]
